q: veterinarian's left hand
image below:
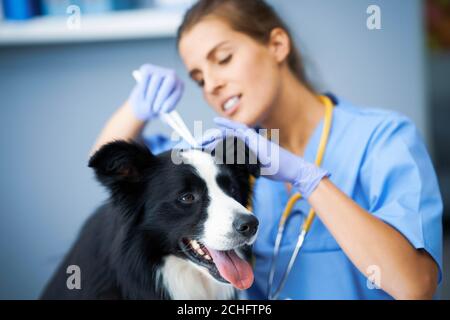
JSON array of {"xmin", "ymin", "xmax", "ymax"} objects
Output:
[{"xmin": 200, "ymin": 117, "xmax": 330, "ymax": 198}]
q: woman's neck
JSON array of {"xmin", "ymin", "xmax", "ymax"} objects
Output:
[{"xmin": 261, "ymin": 69, "xmax": 325, "ymax": 156}]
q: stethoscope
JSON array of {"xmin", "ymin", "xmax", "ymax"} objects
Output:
[{"xmin": 266, "ymin": 95, "xmax": 334, "ymax": 300}]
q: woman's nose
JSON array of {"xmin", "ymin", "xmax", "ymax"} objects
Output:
[{"xmin": 203, "ymin": 72, "xmax": 225, "ymax": 94}]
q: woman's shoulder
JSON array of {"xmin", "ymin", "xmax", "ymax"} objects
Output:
[
  {"xmin": 333, "ymin": 95, "xmax": 421, "ymax": 143},
  {"xmin": 335, "ymin": 95, "xmax": 411, "ymax": 123}
]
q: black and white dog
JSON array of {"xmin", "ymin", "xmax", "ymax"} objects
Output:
[{"xmin": 41, "ymin": 138, "xmax": 259, "ymax": 299}]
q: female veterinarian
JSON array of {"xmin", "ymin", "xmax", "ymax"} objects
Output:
[{"xmin": 91, "ymin": 0, "xmax": 443, "ymax": 300}]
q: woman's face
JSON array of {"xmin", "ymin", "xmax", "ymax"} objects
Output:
[{"xmin": 178, "ymin": 17, "xmax": 286, "ymax": 126}]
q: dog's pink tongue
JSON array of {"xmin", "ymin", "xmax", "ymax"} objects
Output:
[{"xmin": 206, "ymin": 248, "xmax": 254, "ymax": 290}]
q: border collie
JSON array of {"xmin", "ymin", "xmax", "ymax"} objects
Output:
[{"xmin": 40, "ymin": 138, "xmax": 259, "ymax": 299}]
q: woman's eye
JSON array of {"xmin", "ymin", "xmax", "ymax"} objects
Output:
[
  {"xmin": 196, "ymin": 79, "xmax": 205, "ymax": 87},
  {"xmin": 179, "ymin": 193, "xmax": 196, "ymax": 204},
  {"xmin": 219, "ymin": 54, "xmax": 232, "ymax": 65}
]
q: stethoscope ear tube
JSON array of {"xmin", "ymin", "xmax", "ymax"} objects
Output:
[{"xmin": 266, "ymin": 96, "xmax": 334, "ymax": 300}]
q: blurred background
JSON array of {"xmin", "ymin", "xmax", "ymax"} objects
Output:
[{"xmin": 0, "ymin": 0, "xmax": 448, "ymax": 299}]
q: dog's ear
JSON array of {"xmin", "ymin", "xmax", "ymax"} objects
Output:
[
  {"xmin": 213, "ymin": 136, "xmax": 261, "ymax": 178},
  {"xmin": 88, "ymin": 140, "xmax": 156, "ymax": 192},
  {"xmin": 229, "ymin": 136, "xmax": 260, "ymax": 179}
]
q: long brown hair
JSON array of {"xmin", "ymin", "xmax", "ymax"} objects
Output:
[{"xmin": 176, "ymin": 0, "xmax": 313, "ymax": 91}]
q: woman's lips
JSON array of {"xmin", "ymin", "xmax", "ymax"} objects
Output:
[{"xmin": 223, "ymin": 95, "xmax": 242, "ymax": 116}]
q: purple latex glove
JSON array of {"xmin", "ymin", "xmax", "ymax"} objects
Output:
[
  {"xmin": 128, "ymin": 64, "xmax": 184, "ymax": 121},
  {"xmin": 200, "ymin": 117, "xmax": 330, "ymax": 198}
]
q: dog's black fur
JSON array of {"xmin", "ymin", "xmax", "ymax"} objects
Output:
[{"xmin": 40, "ymin": 139, "xmax": 259, "ymax": 299}]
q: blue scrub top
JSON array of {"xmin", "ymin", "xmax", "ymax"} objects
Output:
[{"xmin": 143, "ymin": 94, "xmax": 443, "ymax": 300}]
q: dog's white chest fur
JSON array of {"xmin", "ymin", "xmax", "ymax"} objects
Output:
[{"xmin": 158, "ymin": 255, "xmax": 236, "ymax": 300}]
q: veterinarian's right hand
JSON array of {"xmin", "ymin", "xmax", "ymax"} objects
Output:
[{"xmin": 128, "ymin": 64, "xmax": 184, "ymax": 121}]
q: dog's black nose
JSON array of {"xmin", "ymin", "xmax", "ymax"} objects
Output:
[{"xmin": 233, "ymin": 214, "xmax": 259, "ymax": 237}]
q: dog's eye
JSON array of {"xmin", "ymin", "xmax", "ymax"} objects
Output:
[{"xmin": 178, "ymin": 193, "xmax": 197, "ymax": 204}]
